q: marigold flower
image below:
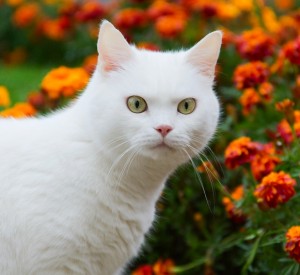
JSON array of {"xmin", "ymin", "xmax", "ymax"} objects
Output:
[
  {"xmin": 250, "ymin": 143, "xmax": 280, "ymax": 181},
  {"xmin": 114, "ymin": 8, "xmax": 147, "ymax": 29},
  {"xmin": 41, "ymin": 66, "xmax": 89, "ymax": 100},
  {"xmin": 294, "ymin": 110, "xmax": 300, "ymax": 137},
  {"xmin": 40, "ymin": 18, "xmax": 70, "ymax": 40},
  {"xmin": 13, "ymin": 3, "xmax": 40, "ymax": 28},
  {"xmin": 233, "ymin": 61, "xmax": 269, "ymax": 90},
  {"xmin": 235, "ymin": 29, "xmax": 275, "ymax": 61},
  {"xmin": 75, "ymin": 1, "xmax": 106, "ymax": 22},
  {"xmin": 239, "ymin": 88, "xmax": 261, "ymax": 115},
  {"xmin": 277, "ymin": 119, "xmax": 293, "ymax": 144},
  {"xmin": 216, "ymin": 2, "xmax": 240, "ymax": 21},
  {"xmin": 148, "ymin": 0, "xmax": 184, "ymax": 20},
  {"xmin": 222, "ymin": 185, "xmax": 246, "ymax": 223},
  {"xmin": 285, "ymin": 226, "xmax": 300, "ymax": 263},
  {"xmin": 231, "ymin": 0, "xmax": 253, "ymax": 11},
  {"xmin": 276, "ymin": 0, "xmax": 294, "ymax": 10},
  {"xmin": 0, "ymin": 103, "xmax": 36, "ymax": 118},
  {"xmin": 0, "ymin": 86, "xmax": 11, "ymax": 108},
  {"xmin": 153, "ymin": 259, "xmax": 175, "ymax": 275},
  {"xmin": 83, "ymin": 54, "xmax": 98, "ymax": 74},
  {"xmin": 258, "ymin": 82, "xmax": 274, "ymax": 101},
  {"xmin": 282, "ymin": 37, "xmax": 300, "ymax": 65},
  {"xmin": 225, "ymin": 137, "xmax": 260, "ymax": 169},
  {"xmin": 155, "ymin": 15, "xmax": 186, "ymax": 38},
  {"xmin": 254, "ymin": 171, "xmax": 296, "ymax": 208},
  {"xmin": 132, "ymin": 265, "xmax": 153, "ymax": 275}
]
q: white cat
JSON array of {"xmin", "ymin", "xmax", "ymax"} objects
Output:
[{"xmin": 0, "ymin": 21, "xmax": 221, "ymax": 274}]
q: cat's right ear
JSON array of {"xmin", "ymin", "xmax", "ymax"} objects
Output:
[{"xmin": 97, "ymin": 20, "xmax": 133, "ymax": 74}]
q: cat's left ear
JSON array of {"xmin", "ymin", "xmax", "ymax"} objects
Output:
[
  {"xmin": 186, "ymin": 31, "xmax": 222, "ymax": 78},
  {"xmin": 97, "ymin": 20, "xmax": 133, "ymax": 74}
]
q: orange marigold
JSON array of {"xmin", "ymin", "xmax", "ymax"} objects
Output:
[
  {"xmin": 294, "ymin": 110, "xmax": 300, "ymax": 137},
  {"xmin": 113, "ymin": 8, "xmax": 147, "ymax": 29},
  {"xmin": 147, "ymin": 0, "xmax": 184, "ymax": 20},
  {"xmin": 239, "ymin": 88, "xmax": 261, "ymax": 115},
  {"xmin": 225, "ymin": 137, "xmax": 260, "ymax": 169},
  {"xmin": 41, "ymin": 66, "xmax": 89, "ymax": 100},
  {"xmin": 40, "ymin": 18, "xmax": 69, "ymax": 40},
  {"xmin": 222, "ymin": 185, "xmax": 246, "ymax": 223},
  {"xmin": 13, "ymin": 2, "xmax": 40, "ymax": 28},
  {"xmin": 250, "ymin": 143, "xmax": 280, "ymax": 181},
  {"xmin": 254, "ymin": 171, "xmax": 296, "ymax": 208},
  {"xmin": 258, "ymin": 82, "xmax": 274, "ymax": 101},
  {"xmin": 153, "ymin": 259, "xmax": 174, "ymax": 275},
  {"xmin": 235, "ymin": 28, "xmax": 275, "ymax": 61},
  {"xmin": 285, "ymin": 226, "xmax": 300, "ymax": 263},
  {"xmin": 233, "ymin": 61, "xmax": 269, "ymax": 90},
  {"xmin": 155, "ymin": 15, "xmax": 186, "ymax": 38},
  {"xmin": 0, "ymin": 103, "xmax": 36, "ymax": 118},
  {"xmin": 0, "ymin": 86, "xmax": 11, "ymax": 107},
  {"xmin": 277, "ymin": 119, "xmax": 293, "ymax": 144}
]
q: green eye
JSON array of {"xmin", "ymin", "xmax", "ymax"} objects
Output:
[
  {"xmin": 127, "ymin": 96, "xmax": 147, "ymax": 113},
  {"xmin": 178, "ymin": 98, "xmax": 196, "ymax": 115}
]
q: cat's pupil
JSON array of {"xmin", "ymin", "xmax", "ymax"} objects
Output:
[
  {"xmin": 135, "ymin": 100, "xmax": 140, "ymax": 109},
  {"xmin": 184, "ymin": 101, "xmax": 189, "ymax": 110}
]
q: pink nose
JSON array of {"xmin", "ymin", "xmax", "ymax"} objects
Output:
[{"xmin": 155, "ymin": 125, "xmax": 173, "ymax": 137}]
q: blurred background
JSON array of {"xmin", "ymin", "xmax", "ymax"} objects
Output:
[{"xmin": 2, "ymin": 0, "xmax": 300, "ymax": 274}]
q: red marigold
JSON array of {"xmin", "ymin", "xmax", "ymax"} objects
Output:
[
  {"xmin": 225, "ymin": 137, "xmax": 260, "ymax": 169},
  {"xmin": 153, "ymin": 259, "xmax": 174, "ymax": 275},
  {"xmin": 233, "ymin": 61, "xmax": 269, "ymax": 90},
  {"xmin": 235, "ymin": 28, "xmax": 275, "ymax": 61},
  {"xmin": 222, "ymin": 185, "xmax": 246, "ymax": 223},
  {"xmin": 285, "ymin": 226, "xmax": 300, "ymax": 263},
  {"xmin": 282, "ymin": 37, "xmax": 300, "ymax": 65},
  {"xmin": 75, "ymin": 1, "xmax": 106, "ymax": 22},
  {"xmin": 239, "ymin": 88, "xmax": 261, "ymax": 115},
  {"xmin": 132, "ymin": 265, "xmax": 153, "ymax": 275},
  {"xmin": 113, "ymin": 8, "xmax": 147, "ymax": 29},
  {"xmin": 250, "ymin": 143, "xmax": 280, "ymax": 181},
  {"xmin": 254, "ymin": 171, "xmax": 296, "ymax": 208}
]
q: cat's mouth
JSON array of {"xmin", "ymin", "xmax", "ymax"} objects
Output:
[{"xmin": 152, "ymin": 141, "xmax": 174, "ymax": 151}]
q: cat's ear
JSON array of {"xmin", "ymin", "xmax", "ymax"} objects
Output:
[
  {"xmin": 97, "ymin": 20, "xmax": 133, "ymax": 74},
  {"xmin": 186, "ymin": 31, "xmax": 222, "ymax": 78}
]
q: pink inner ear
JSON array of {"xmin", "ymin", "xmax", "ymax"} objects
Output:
[{"xmin": 101, "ymin": 54, "xmax": 120, "ymax": 73}]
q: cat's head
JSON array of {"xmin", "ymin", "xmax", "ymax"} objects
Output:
[{"xmin": 87, "ymin": 21, "xmax": 221, "ymax": 164}]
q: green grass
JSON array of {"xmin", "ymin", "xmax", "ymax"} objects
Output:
[{"xmin": 0, "ymin": 64, "xmax": 52, "ymax": 104}]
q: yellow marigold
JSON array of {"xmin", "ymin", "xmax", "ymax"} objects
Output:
[
  {"xmin": 153, "ymin": 259, "xmax": 175, "ymax": 275},
  {"xmin": 233, "ymin": 61, "xmax": 269, "ymax": 90},
  {"xmin": 41, "ymin": 66, "xmax": 89, "ymax": 99},
  {"xmin": 285, "ymin": 226, "xmax": 300, "ymax": 263},
  {"xmin": 0, "ymin": 103, "xmax": 36, "ymax": 118},
  {"xmin": 222, "ymin": 185, "xmax": 246, "ymax": 223},
  {"xmin": 0, "ymin": 86, "xmax": 11, "ymax": 107},
  {"xmin": 239, "ymin": 88, "xmax": 261, "ymax": 115},
  {"xmin": 254, "ymin": 171, "xmax": 296, "ymax": 208},
  {"xmin": 261, "ymin": 7, "xmax": 280, "ymax": 33},
  {"xmin": 225, "ymin": 136, "xmax": 260, "ymax": 169},
  {"xmin": 13, "ymin": 3, "xmax": 40, "ymax": 28}
]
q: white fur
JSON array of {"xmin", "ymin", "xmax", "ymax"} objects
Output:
[{"xmin": 0, "ymin": 21, "xmax": 221, "ymax": 274}]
